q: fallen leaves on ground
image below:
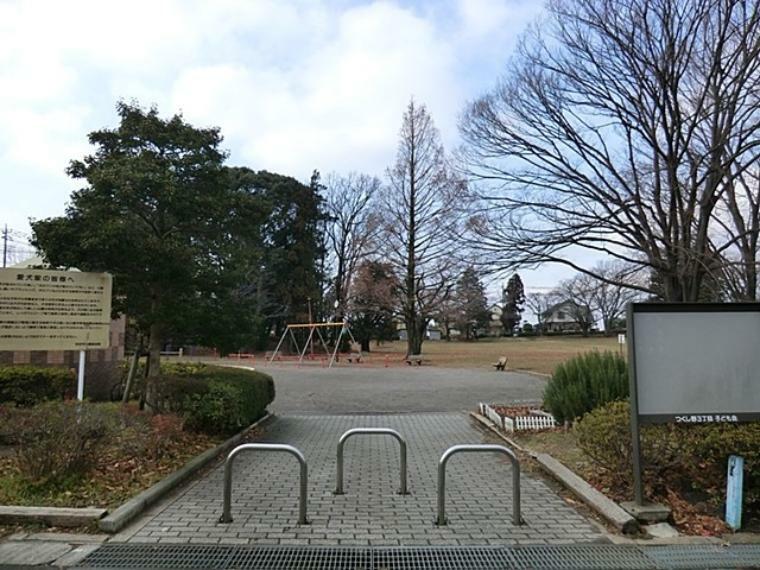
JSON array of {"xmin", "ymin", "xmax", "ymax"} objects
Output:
[{"xmin": 0, "ymin": 411, "xmax": 223, "ymax": 510}]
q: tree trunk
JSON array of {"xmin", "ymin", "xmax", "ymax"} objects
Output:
[
  {"xmin": 144, "ymin": 321, "xmax": 162, "ymax": 411},
  {"xmin": 121, "ymin": 336, "xmax": 142, "ymax": 404},
  {"xmin": 361, "ymin": 338, "xmax": 370, "ymax": 352}
]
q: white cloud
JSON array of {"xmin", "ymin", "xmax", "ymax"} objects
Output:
[{"xmin": 0, "ymin": 0, "xmax": 545, "ymax": 237}]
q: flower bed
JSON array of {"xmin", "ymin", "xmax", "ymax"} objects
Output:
[{"xmin": 479, "ymin": 402, "xmax": 557, "ymax": 432}]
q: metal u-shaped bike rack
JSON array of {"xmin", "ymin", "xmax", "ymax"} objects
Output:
[
  {"xmin": 335, "ymin": 428, "xmax": 409, "ymax": 495},
  {"xmin": 436, "ymin": 444, "xmax": 522, "ymax": 526},
  {"xmin": 219, "ymin": 443, "xmax": 308, "ymax": 525}
]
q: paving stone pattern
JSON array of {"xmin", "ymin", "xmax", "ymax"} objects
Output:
[{"xmin": 122, "ymin": 414, "xmax": 601, "ymax": 546}]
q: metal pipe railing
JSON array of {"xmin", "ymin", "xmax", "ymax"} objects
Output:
[
  {"xmin": 436, "ymin": 444, "xmax": 521, "ymax": 526},
  {"xmin": 219, "ymin": 443, "xmax": 308, "ymax": 525},
  {"xmin": 335, "ymin": 428, "xmax": 409, "ymax": 495}
]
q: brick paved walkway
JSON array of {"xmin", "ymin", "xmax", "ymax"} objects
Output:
[{"xmin": 114, "ymin": 414, "xmax": 601, "ymax": 546}]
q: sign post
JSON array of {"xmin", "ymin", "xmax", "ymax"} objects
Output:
[
  {"xmin": 627, "ymin": 303, "xmax": 760, "ymax": 507},
  {"xmin": 0, "ymin": 268, "xmax": 112, "ymax": 400},
  {"xmin": 726, "ymin": 455, "xmax": 744, "ymax": 530}
]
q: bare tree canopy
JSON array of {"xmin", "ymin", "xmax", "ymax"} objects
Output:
[
  {"xmin": 324, "ymin": 172, "xmax": 381, "ymax": 317},
  {"xmin": 586, "ymin": 261, "xmax": 646, "ymax": 331},
  {"xmin": 556, "ymin": 276, "xmax": 597, "ymax": 336},
  {"xmin": 460, "ymin": 0, "xmax": 760, "ymax": 302},
  {"xmin": 524, "ymin": 291, "xmax": 562, "ymax": 333},
  {"xmin": 381, "ymin": 99, "xmax": 467, "ymax": 356},
  {"xmin": 717, "ymin": 166, "xmax": 760, "ymax": 299}
]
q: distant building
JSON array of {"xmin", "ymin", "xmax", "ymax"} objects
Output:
[
  {"xmin": 397, "ymin": 325, "xmax": 443, "ymax": 341},
  {"xmin": 487, "ymin": 304, "xmax": 504, "ymax": 336},
  {"xmin": 541, "ymin": 300, "xmax": 592, "ymax": 333}
]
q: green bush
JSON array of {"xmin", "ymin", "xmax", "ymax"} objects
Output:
[
  {"xmin": 1, "ymin": 401, "xmax": 116, "ymax": 484},
  {"xmin": 0, "ymin": 366, "xmax": 76, "ymax": 406},
  {"xmin": 150, "ymin": 364, "xmax": 274, "ymax": 435},
  {"xmin": 577, "ymin": 401, "xmax": 760, "ymax": 507},
  {"xmin": 543, "ymin": 351, "xmax": 628, "ymax": 423}
]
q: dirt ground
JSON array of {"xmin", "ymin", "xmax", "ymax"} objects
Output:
[
  {"xmin": 218, "ymin": 335, "xmax": 621, "ymax": 375},
  {"xmin": 364, "ymin": 336, "xmax": 621, "ymax": 375}
]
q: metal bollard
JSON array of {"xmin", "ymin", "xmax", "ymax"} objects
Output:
[
  {"xmin": 436, "ymin": 444, "xmax": 521, "ymax": 526},
  {"xmin": 335, "ymin": 428, "xmax": 409, "ymax": 495},
  {"xmin": 219, "ymin": 443, "xmax": 308, "ymax": 525}
]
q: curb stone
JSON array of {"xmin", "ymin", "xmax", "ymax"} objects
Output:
[
  {"xmin": 469, "ymin": 411, "xmax": 639, "ymax": 534},
  {"xmin": 99, "ymin": 412, "xmax": 273, "ymax": 533},
  {"xmin": 0, "ymin": 506, "xmax": 106, "ymax": 528}
]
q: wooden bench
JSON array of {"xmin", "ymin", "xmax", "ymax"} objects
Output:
[
  {"xmin": 346, "ymin": 352, "xmax": 363, "ymax": 363},
  {"xmin": 493, "ymin": 356, "xmax": 507, "ymax": 371},
  {"xmin": 405, "ymin": 354, "xmax": 424, "ymax": 366}
]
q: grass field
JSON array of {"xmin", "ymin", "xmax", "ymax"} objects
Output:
[{"xmin": 366, "ymin": 336, "xmax": 621, "ymax": 375}]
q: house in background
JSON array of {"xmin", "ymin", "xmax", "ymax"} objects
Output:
[
  {"xmin": 541, "ymin": 300, "xmax": 593, "ymax": 333},
  {"xmin": 487, "ymin": 303, "xmax": 505, "ymax": 336}
]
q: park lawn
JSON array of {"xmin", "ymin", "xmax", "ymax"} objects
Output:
[{"xmin": 368, "ymin": 336, "xmax": 621, "ymax": 375}]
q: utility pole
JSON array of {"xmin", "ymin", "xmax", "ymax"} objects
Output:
[{"xmin": 2, "ymin": 225, "xmax": 7, "ymax": 268}]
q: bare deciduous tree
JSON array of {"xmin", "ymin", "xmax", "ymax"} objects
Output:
[
  {"xmin": 524, "ymin": 291, "xmax": 561, "ymax": 333},
  {"xmin": 460, "ymin": 0, "xmax": 760, "ymax": 302},
  {"xmin": 324, "ymin": 172, "xmax": 381, "ymax": 318},
  {"xmin": 556, "ymin": 276, "xmax": 596, "ymax": 336},
  {"xmin": 381, "ymin": 99, "xmax": 467, "ymax": 356},
  {"xmin": 586, "ymin": 261, "xmax": 645, "ymax": 332},
  {"xmin": 716, "ymin": 166, "xmax": 760, "ymax": 300}
]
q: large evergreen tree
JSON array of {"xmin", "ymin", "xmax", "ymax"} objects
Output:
[
  {"xmin": 454, "ymin": 267, "xmax": 490, "ymax": 340},
  {"xmin": 226, "ymin": 167, "xmax": 328, "ymax": 345},
  {"xmin": 501, "ymin": 274, "xmax": 525, "ymax": 335},
  {"xmin": 31, "ymin": 102, "xmax": 257, "ymax": 385}
]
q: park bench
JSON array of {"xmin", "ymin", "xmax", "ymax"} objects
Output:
[
  {"xmin": 405, "ymin": 354, "xmax": 424, "ymax": 366},
  {"xmin": 346, "ymin": 352, "xmax": 363, "ymax": 363},
  {"xmin": 493, "ymin": 356, "xmax": 507, "ymax": 371}
]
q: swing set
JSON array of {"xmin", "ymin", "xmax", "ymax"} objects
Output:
[{"xmin": 268, "ymin": 321, "xmax": 358, "ymax": 368}]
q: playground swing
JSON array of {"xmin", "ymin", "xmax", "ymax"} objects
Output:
[{"xmin": 268, "ymin": 321, "xmax": 359, "ymax": 368}]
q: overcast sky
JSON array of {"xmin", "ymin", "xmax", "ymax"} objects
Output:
[{"xmin": 0, "ymin": 0, "xmax": 580, "ymax": 297}]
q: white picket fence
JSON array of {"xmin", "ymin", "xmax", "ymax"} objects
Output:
[{"xmin": 479, "ymin": 402, "xmax": 557, "ymax": 433}]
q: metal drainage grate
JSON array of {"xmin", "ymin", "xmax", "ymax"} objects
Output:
[
  {"xmin": 644, "ymin": 545, "xmax": 749, "ymax": 570},
  {"xmin": 76, "ymin": 543, "xmax": 760, "ymax": 570},
  {"xmin": 509, "ymin": 545, "xmax": 655, "ymax": 570},
  {"xmin": 78, "ymin": 543, "xmax": 236, "ymax": 569},
  {"xmin": 371, "ymin": 546, "xmax": 512, "ymax": 570},
  {"xmin": 227, "ymin": 547, "xmax": 371, "ymax": 570}
]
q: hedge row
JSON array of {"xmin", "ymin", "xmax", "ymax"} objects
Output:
[
  {"xmin": 577, "ymin": 401, "xmax": 760, "ymax": 507},
  {"xmin": 0, "ymin": 366, "xmax": 76, "ymax": 406},
  {"xmin": 150, "ymin": 363, "xmax": 275, "ymax": 435}
]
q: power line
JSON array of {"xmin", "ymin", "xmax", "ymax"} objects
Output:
[{"xmin": 2, "ymin": 225, "xmax": 35, "ymax": 268}]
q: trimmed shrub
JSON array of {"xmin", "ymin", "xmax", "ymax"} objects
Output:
[
  {"xmin": 543, "ymin": 351, "xmax": 628, "ymax": 423},
  {"xmin": 149, "ymin": 364, "xmax": 274, "ymax": 435},
  {"xmin": 2, "ymin": 401, "xmax": 116, "ymax": 484},
  {"xmin": 576, "ymin": 401, "xmax": 760, "ymax": 507},
  {"xmin": 0, "ymin": 366, "xmax": 76, "ymax": 406}
]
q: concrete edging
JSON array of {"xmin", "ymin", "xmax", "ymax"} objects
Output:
[
  {"xmin": 469, "ymin": 411, "xmax": 639, "ymax": 535},
  {"xmin": 98, "ymin": 412, "xmax": 273, "ymax": 533},
  {"xmin": 0, "ymin": 506, "xmax": 107, "ymax": 528}
]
